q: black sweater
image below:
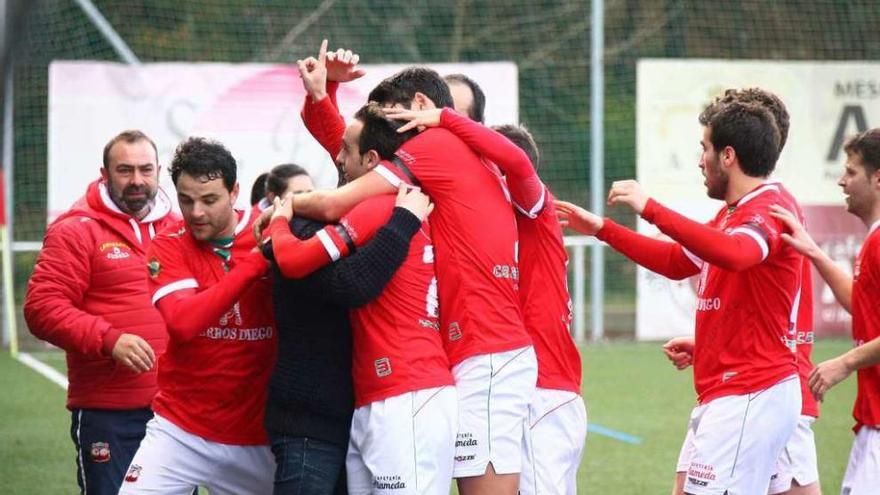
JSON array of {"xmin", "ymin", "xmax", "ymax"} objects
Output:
[{"xmin": 263, "ymin": 207, "xmax": 421, "ymax": 446}]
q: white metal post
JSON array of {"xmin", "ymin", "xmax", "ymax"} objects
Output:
[{"xmin": 590, "ymin": 0, "xmax": 605, "ymax": 341}]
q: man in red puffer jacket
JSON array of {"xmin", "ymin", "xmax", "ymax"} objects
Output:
[{"xmin": 24, "ymin": 130, "xmax": 178, "ymax": 495}]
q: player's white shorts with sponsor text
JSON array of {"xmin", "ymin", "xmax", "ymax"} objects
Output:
[
  {"xmin": 452, "ymin": 345, "xmax": 538, "ymax": 478},
  {"xmin": 677, "ymin": 375, "xmax": 800, "ymax": 495},
  {"xmin": 768, "ymin": 415, "xmax": 819, "ymax": 494},
  {"xmin": 520, "ymin": 388, "xmax": 587, "ymax": 495},
  {"xmin": 840, "ymin": 425, "xmax": 880, "ymax": 495},
  {"xmin": 346, "ymin": 385, "xmax": 457, "ymax": 495},
  {"xmin": 118, "ymin": 414, "xmax": 274, "ymax": 495}
]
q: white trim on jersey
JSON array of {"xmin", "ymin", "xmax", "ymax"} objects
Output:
[
  {"xmin": 738, "ymin": 183, "xmax": 780, "ymax": 207},
  {"xmin": 234, "ymin": 207, "xmax": 252, "ymax": 236},
  {"xmin": 513, "ymin": 188, "xmax": 547, "ymax": 219},
  {"xmin": 682, "ymin": 247, "xmax": 704, "ymax": 269},
  {"xmin": 730, "ymin": 226, "xmax": 769, "ymax": 261},
  {"xmin": 374, "ymin": 164, "xmax": 404, "ymax": 188},
  {"xmin": 152, "ymin": 278, "xmax": 199, "ymax": 305},
  {"xmin": 870, "ymin": 218, "xmax": 880, "ymax": 235},
  {"xmin": 316, "ymin": 229, "xmax": 341, "ymax": 261}
]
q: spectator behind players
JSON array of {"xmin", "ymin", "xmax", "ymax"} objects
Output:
[
  {"xmin": 25, "ymin": 130, "xmax": 177, "ymax": 495},
  {"xmin": 250, "ymin": 172, "xmax": 269, "ymax": 206},
  {"xmin": 252, "ymin": 164, "xmax": 314, "ymax": 217},
  {"xmin": 444, "ymin": 73, "xmax": 486, "ymax": 123},
  {"xmin": 772, "ymin": 128, "xmax": 880, "ymax": 495}
]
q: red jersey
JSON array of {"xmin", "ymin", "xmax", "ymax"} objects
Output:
[
  {"xmin": 374, "ymin": 128, "xmax": 529, "ymax": 365},
  {"xmin": 852, "ymin": 220, "xmax": 880, "ymax": 429},
  {"xmin": 794, "ymin": 257, "xmax": 818, "ymax": 418},
  {"xmin": 312, "ymin": 195, "xmax": 453, "ymax": 407},
  {"xmin": 518, "ymin": 187, "xmax": 582, "ymax": 393},
  {"xmin": 687, "ymin": 183, "xmax": 802, "ymax": 404},
  {"xmin": 147, "ymin": 209, "xmax": 276, "ymax": 445}
]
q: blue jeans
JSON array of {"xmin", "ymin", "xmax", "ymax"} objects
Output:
[
  {"xmin": 269, "ymin": 434, "xmax": 347, "ymax": 495},
  {"xmin": 70, "ymin": 408, "xmax": 152, "ymax": 495}
]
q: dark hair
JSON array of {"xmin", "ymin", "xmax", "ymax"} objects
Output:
[
  {"xmin": 169, "ymin": 137, "xmax": 237, "ymax": 191},
  {"xmin": 103, "ymin": 130, "xmax": 158, "ymax": 168},
  {"xmin": 249, "ymin": 172, "xmax": 269, "ymax": 205},
  {"xmin": 265, "ymin": 163, "xmax": 310, "ymax": 197},
  {"xmin": 368, "ymin": 67, "xmax": 454, "ymax": 110},
  {"xmin": 699, "ymin": 101, "xmax": 781, "ymax": 178},
  {"xmin": 493, "ymin": 124, "xmax": 540, "ymax": 170},
  {"xmin": 701, "ymin": 88, "xmax": 790, "ymax": 152},
  {"xmin": 354, "ymin": 102, "xmax": 419, "ymax": 160},
  {"xmin": 844, "ymin": 128, "xmax": 880, "ymax": 176},
  {"xmin": 444, "ymin": 73, "xmax": 486, "ymax": 123}
]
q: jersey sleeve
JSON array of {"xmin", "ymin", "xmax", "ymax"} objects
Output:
[
  {"xmin": 147, "ymin": 235, "xmax": 199, "ymax": 305},
  {"xmin": 23, "ymin": 218, "xmax": 117, "ymax": 357},
  {"xmin": 596, "ymin": 218, "xmax": 702, "ymax": 280},
  {"xmin": 270, "ymin": 195, "xmax": 396, "ymax": 279},
  {"xmin": 438, "ymin": 108, "xmax": 545, "ymax": 217},
  {"xmin": 301, "ymin": 80, "xmax": 345, "ymax": 159},
  {"xmin": 641, "ymin": 198, "xmax": 766, "ymax": 271},
  {"xmin": 724, "ymin": 195, "xmax": 786, "ymax": 262}
]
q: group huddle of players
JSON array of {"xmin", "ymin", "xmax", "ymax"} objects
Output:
[{"xmin": 28, "ymin": 37, "xmax": 880, "ymax": 495}]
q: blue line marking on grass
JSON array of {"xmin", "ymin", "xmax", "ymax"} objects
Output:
[{"xmin": 588, "ymin": 423, "xmax": 643, "ymax": 445}]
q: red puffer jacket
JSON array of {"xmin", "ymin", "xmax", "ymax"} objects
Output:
[{"xmin": 25, "ymin": 179, "xmax": 178, "ymax": 410}]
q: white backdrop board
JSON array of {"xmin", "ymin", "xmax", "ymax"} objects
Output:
[
  {"xmin": 636, "ymin": 59, "xmax": 880, "ymax": 340},
  {"xmin": 48, "ymin": 61, "xmax": 518, "ymax": 220}
]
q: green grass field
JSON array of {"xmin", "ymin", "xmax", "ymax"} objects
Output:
[{"xmin": 0, "ymin": 341, "xmax": 859, "ymax": 494}]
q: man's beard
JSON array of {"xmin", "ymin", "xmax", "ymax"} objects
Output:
[{"xmin": 110, "ymin": 184, "xmax": 156, "ymax": 214}]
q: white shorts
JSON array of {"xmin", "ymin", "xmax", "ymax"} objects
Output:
[
  {"xmin": 677, "ymin": 376, "xmax": 800, "ymax": 495},
  {"xmin": 118, "ymin": 414, "xmax": 274, "ymax": 495},
  {"xmin": 452, "ymin": 345, "xmax": 538, "ymax": 477},
  {"xmin": 520, "ymin": 388, "xmax": 587, "ymax": 495},
  {"xmin": 768, "ymin": 415, "xmax": 819, "ymax": 494},
  {"xmin": 840, "ymin": 425, "xmax": 880, "ymax": 495},
  {"xmin": 346, "ymin": 386, "xmax": 457, "ymax": 495}
]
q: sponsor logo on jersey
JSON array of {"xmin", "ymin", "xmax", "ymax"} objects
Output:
[
  {"xmin": 695, "ymin": 297, "xmax": 721, "ymax": 311},
  {"xmin": 169, "ymin": 227, "xmax": 186, "ymax": 238},
  {"xmin": 448, "ymin": 322, "xmax": 462, "ymax": 341},
  {"xmin": 105, "ymin": 246, "xmax": 130, "ymax": 260},
  {"xmin": 89, "ymin": 442, "xmax": 110, "ymax": 463},
  {"xmin": 219, "ymin": 302, "xmax": 243, "ymax": 326},
  {"xmin": 687, "ymin": 462, "xmax": 717, "ymax": 484},
  {"xmin": 148, "ymin": 258, "xmax": 161, "ymax": 279},
  {"xmin": 492, "ymin": 264, "xmax": 519, "ymax": 280},
  {"xmin": 722, "ymin": 371, "xmax": 738, "ymax": 382},
  {"xmin": 99, "ymin": 241, "xmax": 130, "ymax": 252},
  {"xmin": 374, "ymin": 357, "xmax": 392, "ymax": 377},
  {"xmin": 419, "ymin": 319, "xmax": 440, "ymax": 331},
  {"xmin": 455, "ymin": 432, "xmax": 478, "ymax": 448},
  {"xmin": 373, "ymin": 476, "xmax": 406, "ymax": 490},
  {"xmin": 124, "ymin": 464, "xmax": 142, "ymax": 483}
]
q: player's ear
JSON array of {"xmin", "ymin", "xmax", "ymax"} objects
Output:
[
  {"xmin": 413, "ymin": 92, "xmax": 436, "ymax": 111},
  {"xmin": 230, "ymin": 182, "xmax": 240, "ymax": 204},
  {"xmin": 100, "ymin": 165, "xmax": 109, "ymax": 182},
  {"xmin": 364, "ymin": 149, "xmax": 381, "ymax": 169}
]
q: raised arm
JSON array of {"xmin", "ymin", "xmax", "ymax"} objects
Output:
[{"xmin": 555, "ymin": 200, "xmax": 701, "ymax": 280}]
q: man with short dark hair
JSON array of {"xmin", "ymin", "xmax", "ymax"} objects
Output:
[
  {"xmin": 558, "ymin": 97, "xmax": 805, "ymax": 494},
  {"xmin": 444, "ymin": 73, "xmax": 486, "ymax": 123},
  {"xmin": 25, "ymin": 130, "xmax": 177, "ymax": 495},
  {"xmin": 119, "ymin": 137, "xmax": 276, "ymax": 495},
  {"xmin": 772, "ymin": 128, "xmax": 880, "ymax": 495}
]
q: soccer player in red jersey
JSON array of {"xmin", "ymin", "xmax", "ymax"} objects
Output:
[
  {"xmin": 771, "ymin": 128, "xmax": 880, "ymax": 495},
  {"xmin": 276, "ymin": 84, "xmax": 457, "ymax": 491},
  {"xmin": 120, "ymin": 138, "xmax": 276, "ymax": 495},
  {"xmin": 384, "ymin": 104, "xmax": 586, "ymax": 494},
  {"xmin": 274, "ymin": 45, "xmax": 539, "ymax": 494},
  {"xmin": 660, "ymin": 88, "xmax": 820, "ymax": 495},
  {"xmin": 557, "ymin": 99, "xmax": 804, "ymax": 494}
]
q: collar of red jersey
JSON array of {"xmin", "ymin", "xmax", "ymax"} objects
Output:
[{"xmin": 870, "ymin": 218, "xmax": 880, "ymax": 236}]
